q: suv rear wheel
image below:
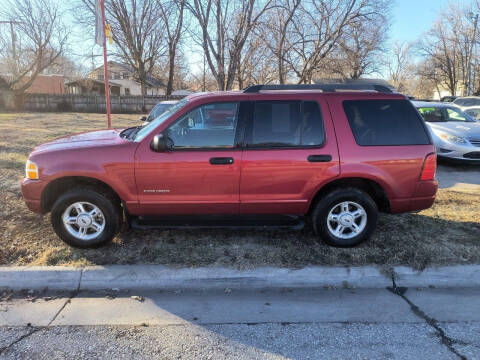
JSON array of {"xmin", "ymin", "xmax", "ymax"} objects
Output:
[
  {"xmin": 311, "ymin": 188, "xmax": 377, "ymax": 247},
  {"xmin": 51, "ymin": 188, "xmax": 121, "ymax": 248}
]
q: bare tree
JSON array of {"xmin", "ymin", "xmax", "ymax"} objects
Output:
[
  {"xmin": 283, "ymin": 0, "xmax": 384, "ymax": 84},
  {"xmin": 258, "ymin": 0, "xmax": 301, "ymax": 84},
  {"xmin": 159, "ymin": 0, "xmax": 185, "ymax": 95},
  {"xmin": 417, "ymin": 3, "xmax": 479, "ymax": 96},
  {"xmin": 386, "ymin": 41, "xmax": 414, "ymax": 93},
  {"xmin": 43, "ymin": 55, "xmax": 86, "ymax": 79},
  {"xmin": 153, "ymin": 49, "xmax": 190, "ymax": 90},
  {"xmin": 0, "ymin": 0, "xmax": 68, "ymax": 95},
  {"xmin": 236, "ymin": 34, "xmax": 277, "ymax": 88},
  {"xmin": 327, "ymin": 2, "xmax": 390, "ymax": 80},
  {"xmin": 187, "ymin": 0, "xmax": 274, "ymax": 90},
  {"xmin": 75, "ymin": 0, "xmax": 167, "ymax": 95}
]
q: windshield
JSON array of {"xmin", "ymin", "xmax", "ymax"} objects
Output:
[
  {"xmin": 465, "ymin": 108, "xmax": 480, "ymax": 120},
  {"xmin": 134, "ymin": 98, "xmax": 189, "ymax": 142},
  {"xmin": 454, "ymin": 98, "xmax": 480, "ymax": 107},
  {"xmin": 445, "ymin": 108, "xmax": 474, "ymax": 122},
  {"xmin": 148, "ymin": 103, "xmax": 176, "ymax": 121}
]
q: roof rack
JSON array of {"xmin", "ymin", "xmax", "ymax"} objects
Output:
[{"xmin": 243, "ymin": 83, "xmax": 393, "ymax": 94}]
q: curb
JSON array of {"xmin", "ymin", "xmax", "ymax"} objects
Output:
[
  {"xmin": 0, "ymin": 265, "xmax": 479, "ymax": 291},
  {"xmin": 80, "ymin": 265, "xmax": 392, "ymax": 290},
  {"xmin": 393, "ymin": 265, "xmax": 480, "ymax": 288},
  {"xmin": 0, "ymin": 266, "xmax": 82, "ymax": 291}
]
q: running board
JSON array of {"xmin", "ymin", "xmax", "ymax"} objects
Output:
[{"xmin": 130, "ymin": 214, "xmax": 305, "ymax": 230}]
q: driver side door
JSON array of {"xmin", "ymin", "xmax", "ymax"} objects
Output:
[{"xmin": 134, "ymin": 101, "xmax": 245, "ymax": 215}]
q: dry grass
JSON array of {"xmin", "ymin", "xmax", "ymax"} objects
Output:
[{"xmin": 0, "ymin": 112, "xmax": 479, "ymax": 269}]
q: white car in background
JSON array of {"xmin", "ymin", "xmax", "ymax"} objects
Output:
[
  {"xmin": 453, "ymin": 96, "xmax": 480, "ymax": 110},
  {"xmin": 413, "ymin": 101, "xmax": 480, "ymax": 162}
]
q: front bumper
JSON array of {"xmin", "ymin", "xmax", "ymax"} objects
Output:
[
  {"xmin": 435, "ymin": 142, "xmax": 480, "ymax": 162},
  {"xmin": 21, "ymin": 178, "xmax": 46, "ymax": 214}
]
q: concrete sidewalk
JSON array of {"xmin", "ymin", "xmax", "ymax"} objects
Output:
[
  {"xmin": 1, "ymin": 264, "xmax": 480, "ymax": 359},
  {"xmin": 1, "ymin": 287, "xmax": 480, "ymax": 358},
  {"xmin": 1, "ymin": 264, "xmax": 480, "ymax": 292}
]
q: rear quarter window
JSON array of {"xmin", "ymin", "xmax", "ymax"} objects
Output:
[{"xmin": 343, "ymin": 100, "xmax": 431, "ymax": 146}]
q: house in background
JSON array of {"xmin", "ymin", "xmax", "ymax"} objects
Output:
[
  {"xmin": 25, "ymin": 74, "xmax": 65, "ymax": 94},
  {"xmin": 0, "ymin": 74, "xmax": 65, "ymax": 95},
  {"xmin": 66, "ymin": 61, "xmax": 165, "ymax": 96}
]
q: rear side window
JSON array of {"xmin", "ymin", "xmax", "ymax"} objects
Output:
[
  {"xmin": 417, "ymin": 107, "xmax": 444, "ymax": 122},
  {"xmin": 248, "ymin": 101, "xmax": 325, "ymax": 147},
  {"xmin": 343, "ymin": 100, "xmax": 430, "ymax": 146}
]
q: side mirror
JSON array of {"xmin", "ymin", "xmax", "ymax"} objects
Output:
[
  {"xmin": 141, "ymin": 116, "xmax": 148, "ymax": 122},
  {"xmin": 151, "ymin": 134, "xmax": 173, "ymax": 152}
]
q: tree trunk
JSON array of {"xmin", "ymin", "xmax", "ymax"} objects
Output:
[
  {"xmin": 278, "ymin": 56, "xmax": 285, "ymax": 84},
  {"xmin": 166, "ymin": 52, "xmax": 175, "ymax": 96}
]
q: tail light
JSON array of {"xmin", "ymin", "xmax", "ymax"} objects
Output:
[{"xmin": 420, "ymin": 153, "xmax": 437, "ymax": 181}]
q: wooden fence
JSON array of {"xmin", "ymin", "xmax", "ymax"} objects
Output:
[{"xmin": 17, "ymin": 94, "xmax": 187, "ymax": 113}]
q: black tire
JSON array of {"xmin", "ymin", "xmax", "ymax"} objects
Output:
[
  {"xmin": 50, "ymin": 187, "xmax": 122, "ymax": 248},
  {"xmin": 311, "ymin": 187, "xmax": 377, "ymax": 247}
]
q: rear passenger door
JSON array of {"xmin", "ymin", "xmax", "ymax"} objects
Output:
[{"xmin": 239, "ymin": 98, "xmax": 340, "ymax": 214}]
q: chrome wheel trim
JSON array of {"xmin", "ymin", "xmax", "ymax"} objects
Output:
[
  {"xmin": 62, "ymin": 202, "xmax": 105, "ymax": 241},
  {"xmin": 326, "ymin": 201, "xmax": 367, "ymax": 239}
]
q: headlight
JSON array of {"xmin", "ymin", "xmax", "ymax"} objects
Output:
[
  {"xmin": 431, "ymin": 129, "xmax": 468, "ymax": 144},
  {"xmin": 25, "ymin": 160, "xmax": 39, "ymax": 180}
]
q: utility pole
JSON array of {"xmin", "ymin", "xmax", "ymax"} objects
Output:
[
  {"xmin": 467, "ymin": 13, "xmax": 479, "ymax": 96},
  {"xmin": 0, "ymin": 20, "xmax": 22, "ymax": 71}
]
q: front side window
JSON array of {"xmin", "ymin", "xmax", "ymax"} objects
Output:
[
  {"xmin": 134, "ymin": 98, "xmax": 189, "ymax": 142},
  {"xmin": 165, "ymin": 102, "xmax": 239, "ymax": 149},
  {"xmin": 418, "ymin": 107, "xmax": 444, "ymax": 122},
  {"xmin": 343, "ymin": 100, "xmax": 430, "ymax": 146},
  {"xmin": 247, "ymin": 101, "xmax": 325, "ymax": 147}
]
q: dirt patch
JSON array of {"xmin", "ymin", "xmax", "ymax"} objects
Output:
[{"xmin": 0, "ymin": 112, "xmax": 479, "ymax": 269}]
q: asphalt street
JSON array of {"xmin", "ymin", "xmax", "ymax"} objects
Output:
[{"xmin": 0, "ymin": 287, "xmax": 479, "ymax": 359}]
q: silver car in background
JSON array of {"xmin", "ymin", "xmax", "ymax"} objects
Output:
[
  {"xmin": 413, "ymin": 101, "xmax": 480, "ymax": 162},
  {"xmin": 453, "ymin": 96, "xmax": 480, "ymax": 110},
  {"xmin": 463, "ymin": 106, "xmax": 480, "ymax": 121}
]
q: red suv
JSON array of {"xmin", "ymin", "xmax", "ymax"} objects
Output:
[{"xmin": 21, "ymin": 84, "xmax": 438, "ymax": 248}]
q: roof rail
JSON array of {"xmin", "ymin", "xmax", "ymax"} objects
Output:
[{"xmin": 243, "ymin": 83, "xmax": 393, "ymax": 94}]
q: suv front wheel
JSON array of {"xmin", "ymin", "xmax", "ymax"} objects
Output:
[
  {"xmin": 312, "ymin": 188, "xmax": 378, "ymax": 247},
  {"xmin": 51, "ymin": 188, "xmax": 122, "ymax": 248}
]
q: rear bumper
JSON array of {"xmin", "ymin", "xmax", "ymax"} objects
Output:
[
  {"xmin": 21, "ymin": 178, "xmax": 46, "ymax": 214},
  {"xmin": 389, "ymin": 180, "xmax": 438, "ymax": 213}
]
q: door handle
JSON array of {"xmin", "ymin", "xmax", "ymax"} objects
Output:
[
  {"xmin": 308, "ymin": 154, "xmax": 332, "ymax": 162},
  {"xmin": 209, "ymin": 157, "xmax": 234, "ymax": 165}
]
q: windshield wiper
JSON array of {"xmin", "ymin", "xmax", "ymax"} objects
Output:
[
  {"xmin": 119, "ymin": 126, "xmax": 142, "ymax": 140},
  {"xmin": 129, "ymin": 126, "xmax": 143, "ymax": 140}
]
